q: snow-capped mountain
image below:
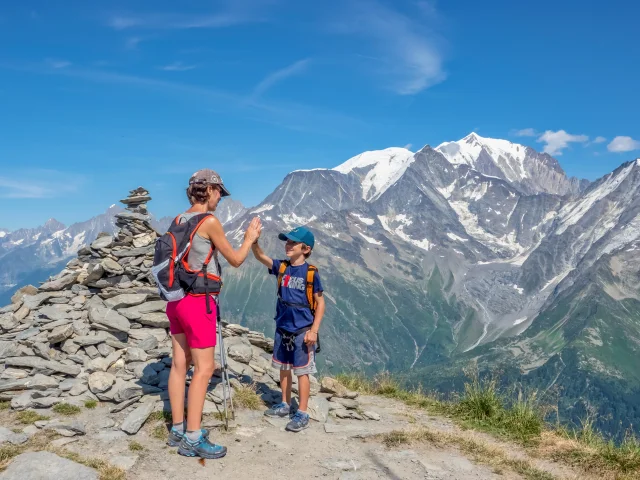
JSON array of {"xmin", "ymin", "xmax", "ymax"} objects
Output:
[{"xmin": 436, "ymin": 133, "xmax": 589, "ymax": 196}]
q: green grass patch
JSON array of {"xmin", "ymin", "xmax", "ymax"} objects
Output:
[
  {"xmin": 84, "ymin": 400, "xmax": 98, "ymax": 409},
  {"xmin": 149, "ymin": 411, "xmax": 173, "ymax": 423},
  {"xmin": 16, "ymin": 410, "xmax": 49, "ymax": 424},
  {"xmin": 54, "ymin": 450, "xmax": 126, "ymax": 480},
  {"xmin": 336, "ymin": 366, "xmax": 640, "ymax": 480},
  {"xmin": 128, "ymin": 441, "xmax": 144, "ymax": 451},
  {"xmin": 0, "ymin": 401, "xmax": 10, "ymax": 411},
  {"xmin": 52, "ymin": 403, "xmax": 81, "ymax": 416},
  {"xmin": 152, "ymin": 424, "xmax": 168, "ymax": 440}
]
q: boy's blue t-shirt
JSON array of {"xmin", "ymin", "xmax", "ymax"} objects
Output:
[{"xmin": 269, "ymin": 259, "xmax": 323, "ymax": 332}]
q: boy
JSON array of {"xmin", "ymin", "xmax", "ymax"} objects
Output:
[{"xmin": 251, "ymin": 226, "xmax": 325, "ymax": 432}]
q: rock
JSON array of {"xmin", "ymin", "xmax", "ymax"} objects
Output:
[
  {"xmin": 247, "ymin": 331, "xmax": 274, "ymax": 352},
  {"xmin": 307, "ymin": 396, "xmax": 330, "ymax": 423},
  {"xmin": 22, "ymin": 425, "xmax": 39, "ymax": 437},
  {"xmin": 59, "ymin": 378, "xmax": 80, "ymax": 391},
  {"xmin": 321, "ymin": 377, "xmax": 357, "ymax": 399},
  {"xmin": 11, "ymin": 285, "xmax": 38, "ymax": 304},
  {"xmin": 132, "ymin": 233, "xmax": 155, "ymax": 248},
  {"xmin": 310, "ymin": 375, "xmax": 321, "ymax": 396},
  {"xmin": 0, "ymin": 427, "xmax": 29, "ymax": 446},
  {"xmin": 97, "ymin": 417, "xmax": 116, "ymax": 429},
  {"xmin": 228, "ymin": 342, "xmax": 253, "ymax": 364},
  {"xmin": 363, "ymin": 410, "xmax": 381, "ymax": 421},
  {"xmin": 112, "ymin": 380, "xmax": 161, "ymax": 403},
  {"xmin": 0, "ymin": 341, "xmax": 20, "ymax": 359},
  {"xmin": 136, "ymin": 312, "xmax": 169, "ymax": 328},
  {"xmin": 327, "ymin": 401, "xmax": 345, "ymax": 412},
  {"xmin": 39, "ymin": 272, "xmax": 80, "ymax": 292},
  {"xmin": 61, "ymin": 339, "xmax": 81, "ymax": 355},
  {"xmin": 120, "ymin": 401, "xmax": 154, "ymax": 434},
  {"xmin": 101, "ymin": 258, "xmax": 125, "ymax": 275},
  {"xmin": 30, "ymin": 373, "xmax": 59, "ymax": 390},
  {"xmin": 97, "ymin": 343, "xmax": 115, "ymax": 357},
  {"xmin": 0, "ymin": 451, "xmax": 98, "ymax": 479},
  {"xmin": 85, "ymin": 263, "xmax": 104, "ymax": 284},
  {"xmin": 73, "ymin": 333, "xmax": 109, "ymax": 346},
  {"xmin": 125, "ymin": 347, "xmax": 148, "ymax": 362},
  {"xmin": 1, "ymin": 368, "xmax": 29, "ymax": 380},
  {"xmin": 226, "ymin": 324, "xmax": 250, "ymax": 335},
  {"xmin": 70, "ymin": 383, "xmax": 89, "ymax": 396},
  {"xmin": 118, "ymin": 301, "xmax": 167, "ymax": 320},
  {"xmin": 91, "ymin": 235, "xmax": 113, "ymax": 250},
  {"xmin": 32, "ymin": 396, "xmax": 63, "ymax": 408},
  {"xmin": 207, "ymin": 382, "xmax": 234, "ymax": 404},
  {"xmin": 109, "ymin": 396, "xmax": 141, "ymax": 413},
  {"xmin": 84, "ymin": 345, "xmax": 100, "ymax": 359},
  {"xmin": 104, "ymin": 294, "xmax": 148, "ymax": 310},
  {"xmin": 137, "ymin": 335, "xmax": 158, "ymax": 351},
  {"xmin": 15, "ymin": 327, "xmax": 40, "ymax": 341},
  {"xmin": 11, "ymin": 392, "xmax": 34, "ymax": 410},
  {"xmin": 110, "ymin": 454, "xmax": 139, "ymax": 471},
  {"xmin": 87, "ymin": 351, "xmax": 122, "ymax": 373},
  {"xmin": 89, "ymin": 304, "xmax": 130, "ymax": 333},
  {"xmin": 45, "ymin": 419, "xmax": 86, "ymax": 437},
  {"xmin": 331, "ymin": 397, "xmax": 359, "ymax": 410},
  {"xmin": 4, "ymin": 358, "xmax": 80, "ymax": 377},
  {"xmin": 112, "ymin": 246, "xmax": 153, "ymax": 258},
  {"xmin": 128, "ymin": 327, "xmax": 166, "ymax": 342},
  {"xmin": 88, "ymin": 372, "xmax": 116, "ymax": 393},
  {"xmin": 13, "ymin": 305, "xmax": 30, "ymax": 321},
  {"xmin": 48, "ymin": 324, "xmax": 74, "ymax": 344},
  {"xmin": 335, "ymin": 410, "xmax": 364, "ymax": 420},
  {"xmin": 22, "ymin": 292, "xmax": 54, "ymax": 310}
]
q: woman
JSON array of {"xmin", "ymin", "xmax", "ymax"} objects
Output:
[{"xmin": 165, "ymin": 168, "xmax": 261, "ymax": 459}]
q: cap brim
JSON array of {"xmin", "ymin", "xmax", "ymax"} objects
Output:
[
  {"xmin": 279, "ymin": 233, "xmax": 302, "ymax": 243},
  {"xmin": 220, "ymin": 185, "xmax": 231, "ymax": 197}
]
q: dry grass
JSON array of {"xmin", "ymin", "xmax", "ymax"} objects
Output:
[
  {"xmin": 128, "ymin": 441, "xmax": 144, "ymax": 451},
  {"xmin": 232, "ymin": 383, "xmax": 263, "ymax": 410},
  {"xmin": 53, "ymin": 449, "xmax": 126, "ymax": 480},
  {"xmin": 337, "ymin": 370, "xmax": 640, "ymax": 480},
  {"xmin": 379, "ymin": 426, "xmax": 557, "ymax": 480},
  {"xmin": 0, "ymin": 401, "xmax": 10, "ymax": 410},
  {"xmin": 84, "ymin": 400, "xmax": 98, "ymax": 409},
  {"xmin": 149, "ymin": 411, "xmax": 173, "ymax": 423}
]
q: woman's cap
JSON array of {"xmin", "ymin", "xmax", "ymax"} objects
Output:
[{"xmin": 189, "ymin": 169, "xmax": 230, "ymax": 197}]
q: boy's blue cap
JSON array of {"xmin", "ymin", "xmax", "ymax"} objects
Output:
[{"xmin": 278, "ymin": 226, "xmax": 315, "ymax": 249}]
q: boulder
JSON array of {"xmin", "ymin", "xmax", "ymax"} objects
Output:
[
  {"xmin": 136, "ymin": 312, "xmax": 169, "ymax": 328},
  {"xmin": 0, "ymin": 340, "xmax": 20, "ymax": 359},
  {"xmin": 40, "ymin": 272, "xmax": 79, "ymax": 292},
  {"xmin": 307, "ymin": 396, "xmax": 330, "ymax": 423},
  {"xmin": 118, "ymin": 301, "xmax": 167, "ymax": 320},
  {"xmin": 88, "ymin": 304, "xmax": 130, "ymax": 333},
  {"xmin": 3, "ymin": 357, "xmax": 80, "ymax": 377},
  {"xmin": 120, "ymin": 401, "xmax": 154, "ymax": 434},
  {"xmin": 48, "ymin": 324, "xmax": 74, "ymax": 344},
  {"xmin": 88, "ymin": 372, "xmax": 116, "ymax": 394},
  {"xmin": 101, "ymin": 258, "xmax": 124, "ymax": 275},
  {"xmin": 91, "ymin": 235, "xmax": 113, "ymax": 250},
  {"xmin": 104, "ymin": 294, "xmax": 148, "ymax": 310},
  {"xmin": 228, "ymin": 342, "xmax": 253, "ymax": 364}
]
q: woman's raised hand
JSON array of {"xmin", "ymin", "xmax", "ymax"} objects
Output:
[{"xmin": 244, "ymin": 217, "xmax": 262, "ymax": 244}]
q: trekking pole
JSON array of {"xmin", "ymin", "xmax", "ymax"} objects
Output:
[{"xmin": 214, "ymin": 295, "xmax": 235, "ymax": 430}]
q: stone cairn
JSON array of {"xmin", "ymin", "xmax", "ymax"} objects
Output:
[{"xmin": 0, "ymin": 187, "xmax": 370, "ymax": 446}]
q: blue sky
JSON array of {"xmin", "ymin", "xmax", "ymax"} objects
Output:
[{"xmin": 1, "ymin": 0, "xmax": 639, "ymax": 230}]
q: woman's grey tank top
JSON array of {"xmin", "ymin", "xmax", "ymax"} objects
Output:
[{"xmin": 177, "ymin": 212, "xmax": 220, "ymax": 275}]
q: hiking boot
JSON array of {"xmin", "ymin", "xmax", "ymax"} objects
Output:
[
  {"xmin": 285, "ymin": 411, "xmax": 309, "ymax": 432},
  {"xmin": 177, "ymin": 433, "xmax": 227, "ymax": 459},
  {"xmin": 264, "ymin": 402, "xmax": 290, "ymax": 418},
  {"xmin": 166, "ymin": 426, "xmax": 209, "ymax": 447}
]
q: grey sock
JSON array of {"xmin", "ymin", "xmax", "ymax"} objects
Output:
[
  {"xmin": 172, "ymin": 422, "xmax": 185, "ymax": 433},
  {"xmin": 186, "ymin": 430, "xmax": 202, "ymax": 442}
]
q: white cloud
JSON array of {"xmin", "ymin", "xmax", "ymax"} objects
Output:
[
  {"xmin": 332, "ymin": 0, "xmax": 446, "ymax": 95},
  {"xmin": 160, "ymin": 61, "xmax": 198, "ymax": 72},
  {"xmin": 513, "ymin": 128, "xmax": 537, "ymax": 137},
  {"xmin": 46, "ymin": 58, "xmax": 71, "ymax": 69},
  {"xmin": 537, "ymin": 130, "xmax": 589, "ymax": 156},
  {"xmin": 0, "ymin": 170, "xmax": 85, "ymax": 199},
  {"xmin": 249, "ymin": 59, "xmax": 310, "ymax": 102},
  {"xmin": 593, "ymin": 136, "xmax": 607, "ymax": 144},
  {"xmin": 607, "ymin": 136, "xmax": 640, "ymax": 153},
  {"xmin": 125, "ymin": 37, "xmax": 143, "ymax": 50}
]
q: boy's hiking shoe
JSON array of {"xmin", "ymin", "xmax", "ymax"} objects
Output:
[
  {"xmin": 286, "ymin": 411, "xmax": 310, "ymax": 432},
  {"xmin": 167, "ymin": 427, "xmax": 209, "ymax": 447},
  {"xmin": 264, "ymin": 402, "xmax": 290, "ymax": 418},
  {"xmin": 177, "ymin": 433, "xmax": 227, "ymax": 459}
]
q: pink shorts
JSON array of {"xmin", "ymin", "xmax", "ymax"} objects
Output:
[{"xmin": 166, "ymin": 294, "xmax": 217, "ymax": 349}]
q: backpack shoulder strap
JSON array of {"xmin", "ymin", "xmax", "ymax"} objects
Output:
[
  {"xmin": 306, "ymin": 264, "xmax": 318, "ymax": 313},
  {"xmin": 276, "ymin": 261, "xmax": 289, "ymax": 291}
]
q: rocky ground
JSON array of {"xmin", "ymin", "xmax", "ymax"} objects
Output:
[{"xmin": 0, "ymin": 188, "xmax": 589, "ymax": 479}]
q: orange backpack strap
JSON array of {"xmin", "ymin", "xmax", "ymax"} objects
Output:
[
  {"xmin": 306, "ymin": 265, "xmax": 318, "ymax": 313},
  {"xmin": 276, "ymin": 261, "xmax": 289, "ymax": 293}
]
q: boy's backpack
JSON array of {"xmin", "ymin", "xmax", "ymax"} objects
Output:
[
  {"xmin": 151, "ymin": 213, "xmax": 222, "ymax": 313},
  {"xmin": 276, "ymin": 260, "xmax": 321, "ymax": 353}
]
